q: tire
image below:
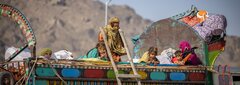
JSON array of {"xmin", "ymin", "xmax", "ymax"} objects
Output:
[{"xmin": 0, "ymin": 72, "xmax": 15, "ymax": 85}]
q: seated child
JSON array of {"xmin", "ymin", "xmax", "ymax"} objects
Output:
[
  {"xmin": 81, "ymin": 42, "xmax": 109, "ymax": 61},
  {"xmin": 172, "ymin": 50, "xmax": 184, "ymax": 65},
  {"xmin": 97, "ymin": 46, "xmax": 108, "ymax": 61},
  {"xmin": 39, "ymin": 48, "xmax": 52, "ymax": 60},
  {"xmin": 139, "ymin": 47, "xmax": 159, "ymax": 66}
]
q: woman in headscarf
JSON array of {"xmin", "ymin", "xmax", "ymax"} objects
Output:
[{"xmin": 179, "ymin": 40, "xmax": 202, "ymax": 65}]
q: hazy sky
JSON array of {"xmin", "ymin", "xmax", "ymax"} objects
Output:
[{"xmin": 100, "ymin": 0, "xmax": 240, "ymax": 37}]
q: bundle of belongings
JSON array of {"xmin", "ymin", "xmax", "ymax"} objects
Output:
[
  {"xmin": 175, "ymin": 6, "xmax": 227, "ymax": 43},
  {"xmin": 52, "ymin": 50, "xmax": 73, "ymax": 60},
  {"xmin": 5, "ymin": 46, "xmax": 31, "ymax": 61},
  {"xmin": 156, "ymin": 48, "xmax": 176, "ymax": 64},
  {"xmin": 4, "ymin": 46, "xmax": 31, "ymax": 68},
  {"xmin": 4, "ymin": 46, "xmax": 30, "ymax": 74}
]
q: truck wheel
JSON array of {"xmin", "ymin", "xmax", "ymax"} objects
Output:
[{"xmin": 0, "ymin": 72, "xmax": 15, "ymax": 85}]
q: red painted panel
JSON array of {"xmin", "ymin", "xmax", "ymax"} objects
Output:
[
  {"xmin": 189, "ymin": 73, "xmax": 205, "ymax": 81},
  {"xmin": 83, "ymin": 69, "xmax": 105, "ymax": 78},
  {"xmin": 208, "ymin": 40, "xmax": 225, "ymax": 52}
]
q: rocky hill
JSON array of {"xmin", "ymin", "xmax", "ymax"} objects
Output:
[
  {"xmin": 0, "ymin": 0, "xmax": 239, "ymax": 67},
  {"xmin": 0, "ymin": 0, "xmax": 151, "ymax": 58},
  {"xmin": 216, "ymin": 36, "xmax": 240, "ymax": 67}
]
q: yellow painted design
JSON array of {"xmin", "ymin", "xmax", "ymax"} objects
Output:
[{"xmin": 130, "ymin": 71, "xmax": 148, "ymax": 79}]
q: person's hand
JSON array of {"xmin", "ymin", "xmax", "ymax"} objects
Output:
[
  {"xmin": 190, "ymin": 47, "xmax": 198, "ymax": 53},
  {"xmin": 99, "ymin": 56, "xmax": 103, "ymax": 59},
  {"xmin": 98, "ymin": 32, "xmax": 104, "ymax": 42},
  {"xmin": 154, "ymin": 61, "xmax": 159, "ymax": 66},
  {"xmin": 146, "ymin": 61, "xmax": 152, "ymax": 65},
  {"xmin": 113, "ymin": 56, "xmax": 120, "ymax": 62},
  {"xmin": 99, "ymin": 51, "xmax": 107, "ymax": 58},
  {"xmin": 178, "ymin": 61, "xmax": 185, "ymax": 65}
]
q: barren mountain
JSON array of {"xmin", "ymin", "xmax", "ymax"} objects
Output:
[
  {"xmin": 216, "ymin": 36, "xmax": 240, "ymax": 67},
  {"xmin": 0, "ymin": 0, "xmax": 239, "ymax": 68},
  {"xmin": 0, "ymin": 0, "xmax": 151, "ymax": 58}
]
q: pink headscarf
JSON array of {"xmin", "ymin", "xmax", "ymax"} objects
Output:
[
  {"xmin": 179, "ymin": 40, "xmax": 202, "ymax": 65},
  {"xmin": 179, "ymin": 40, "xmax": 191, "ymax": 53}
]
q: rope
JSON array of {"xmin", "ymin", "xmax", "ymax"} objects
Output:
[
  {"xmin": 24, "ymin": 58, "xmax": 68, "ymax": 85},
  {"xmin": 20, "ymin": 75, "xmax": 27, "ymax": 85},
  {"xmin": 15, "ymin": 73, "xmax": 26, "ymax": 85},
  {"xmin": 15, "ymin": 58, "xmax": 67, "ymax": 85},
  {"xmin": 47, "ymin": 60, "xmax": 68, "ymax": 85},
  {"xmin": 24, "ymin": 57, "xmax": 38, "ymax": 85},
  {"xmin": 14, "ymin": 57, "xmax": 67, "ymax": 85}
]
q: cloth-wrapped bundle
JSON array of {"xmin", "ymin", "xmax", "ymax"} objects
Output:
[
  {"xmin": 194, "ymin": 25, "xmax": 212, "ymax": 42},
  {"xmin": 202, "ymin": 14, "xmax": 227, "ymax": 35},
  {"xmin": 193, "ymin": 14, "xmax": 227, "ymax": 42}
]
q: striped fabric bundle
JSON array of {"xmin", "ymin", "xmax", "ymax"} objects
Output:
[
  {"xmin": 193, "ymin": 14, "xmax": 227, "ymax": 42},
  {"xmin": 194, "ymin": 25, "xmax": 212, "ymax": 42},
  {"xmin": 203, "ymin": 14, "xmax": 227, "ymax": 35}
]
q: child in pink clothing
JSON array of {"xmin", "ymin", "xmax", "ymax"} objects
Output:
[{"xmin": 172, "ymin": 50, "xmax": 184, "ymax": 65}]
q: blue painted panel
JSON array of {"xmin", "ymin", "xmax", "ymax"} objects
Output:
[
  {"xmin": 170, "ymin": 72, "xmax": 186, "ymax": 81},
  {"xmin": 61, "ymin": 68, "xmax": 81, "ymax": 78}
]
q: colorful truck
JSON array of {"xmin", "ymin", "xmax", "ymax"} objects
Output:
[{"xmin": 0, "ymin": 3, "xmax": 239, "ymax": 85}]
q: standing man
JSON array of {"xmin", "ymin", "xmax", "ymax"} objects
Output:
[{"xmin": 98, "ymin": 17, "xmax": 126, "ymax": 62}]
